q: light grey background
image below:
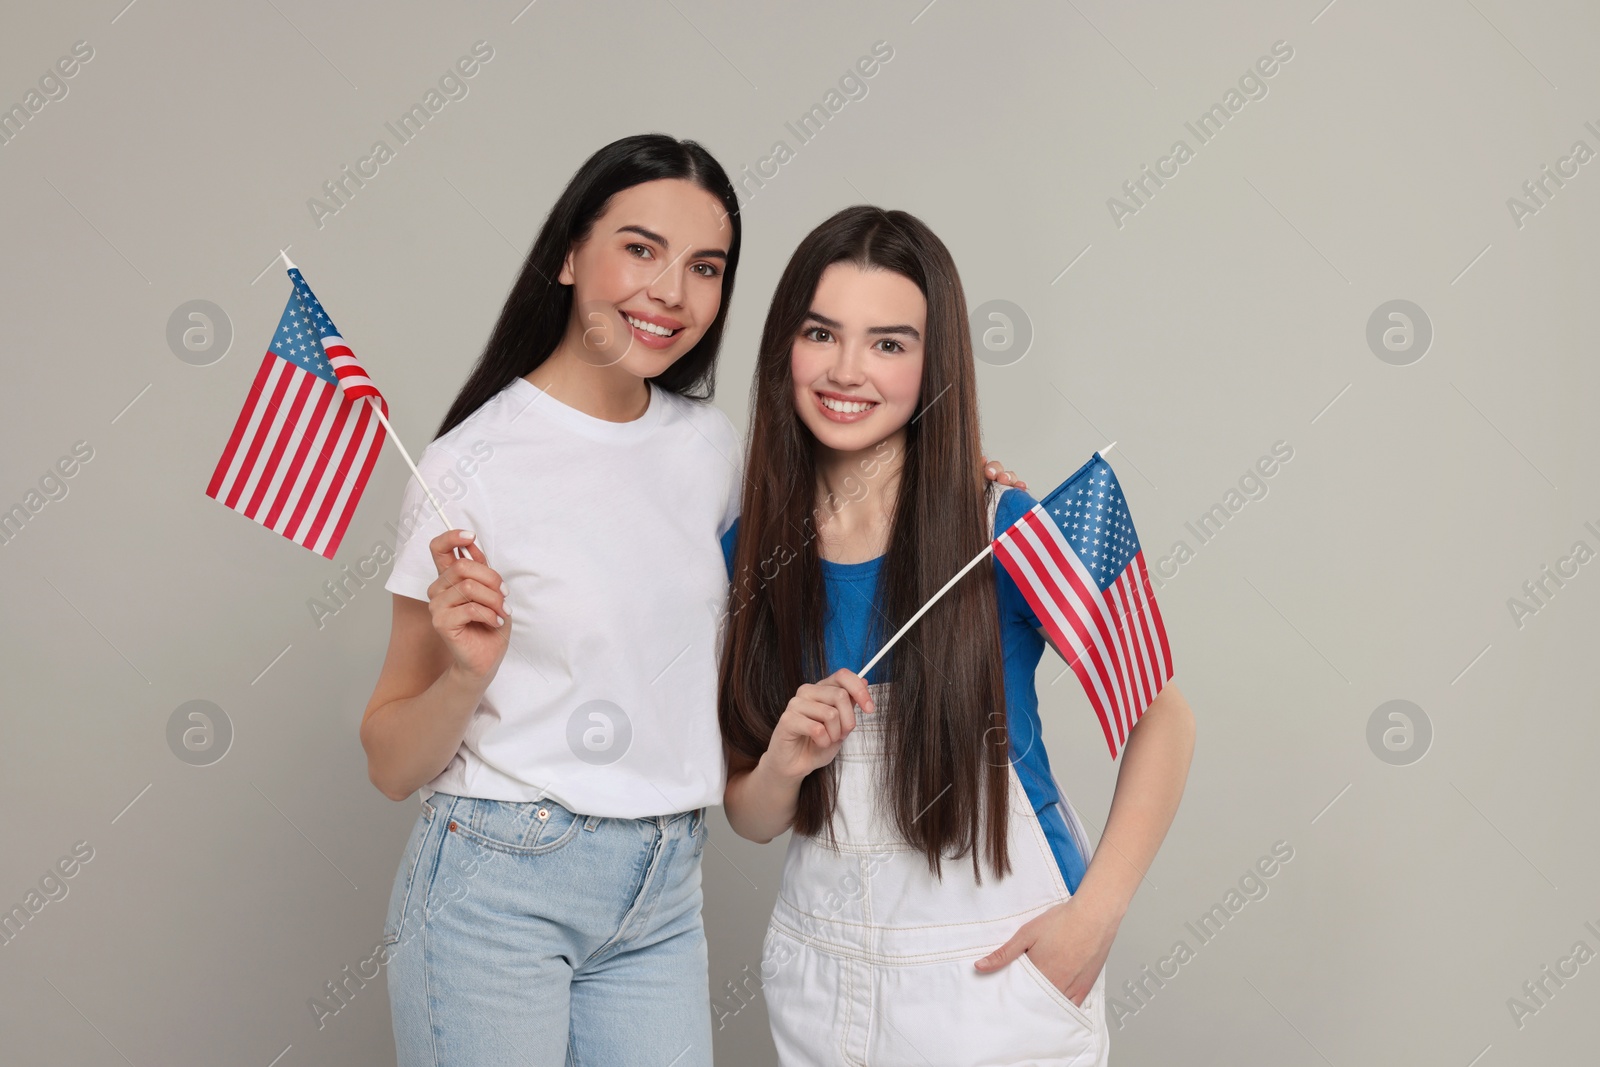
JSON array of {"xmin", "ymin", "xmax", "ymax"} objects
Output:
[{"xmin": 2, "ymin": 0, "xmax": 1596, "ymax": 1063}]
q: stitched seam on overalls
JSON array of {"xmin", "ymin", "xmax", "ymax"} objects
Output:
[
  {"xmin": 1008, "ymin": 761, "xmax": 1072, "ymax": 902},
  {"xmin": 771, "ymin": 914, "xmax": 1064, "ymax": 966},
  {"xmin": 773, "ymin": 894, "xmax": 1057, "ymax": 935},
  {"xmin": 840, "ymin": 949, "xmax": 856, "ymax": 1065}
]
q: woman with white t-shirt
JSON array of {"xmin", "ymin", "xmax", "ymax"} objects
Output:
[
  {"xmin": 358, "ymin": 134, "xmax": 1026, "ymax": 1065},
  {"xmin": 359, "ymin": 135, "xmax": 745, "ymax": 1065}
]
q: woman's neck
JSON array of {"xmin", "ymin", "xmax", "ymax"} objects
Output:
[
  {"xmin": 813, "ymin": 428, "xmax": 906, "ymax": 564},
  {"xmin": 523, "ymin": 343, "xmax": 651, "ymax": 424}
]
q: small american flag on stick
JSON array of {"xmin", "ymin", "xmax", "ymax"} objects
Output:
[
  {"xmin": 856, "ymin": 450, "xmax": 1172, "ymax": 760},
  {"xmin": 204, "ymin": 258, "xmax": 391, "ymax": 559},
  {"xmin": 992, "ymin": 452, "xmax": 1172, "ymax": 758}
]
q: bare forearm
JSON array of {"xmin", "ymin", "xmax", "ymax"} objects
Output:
[
  {"xmin": 361, "ymin": 665, "xmax": 488, "ymax": 801},
  {"xmin": 1073, "ymin": 683, "xmax": 1195, "ymax": 922},
  {"xmin": 724, "ymin": 753, "xmax": 806, "ymax": 843}
]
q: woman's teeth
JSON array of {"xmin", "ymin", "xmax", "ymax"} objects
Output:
[
  {"xmin": 821, "ymin": 395, "xmax": 875, "ymax": 413},
  {"xmin": 624, "ymin": 313, "xmax": 678, "ymax": 337}
]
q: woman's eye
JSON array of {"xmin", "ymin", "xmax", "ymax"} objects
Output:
[
  {"xmin": 876, "ymin": 339, "xmax": 904, "ymax": 354},
  {"xmin": 626, "ymin": 242, "xmax": 653, "ymax": 259},
  {"xmin": 803, "ymin": 326, "xmax": 832, "ymax": 343},
  {"xmin": 692, "ymin": 262, "xmax": 721, "ymax": 277}
]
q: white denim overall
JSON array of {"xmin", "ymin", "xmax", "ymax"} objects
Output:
[{"xmin": 760, "ymin": 487, "xmax": 1111, "ymax": 1066}]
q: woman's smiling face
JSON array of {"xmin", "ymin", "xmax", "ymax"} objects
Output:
[
  {"xmin": 790, "ymin": 262, "xmax": 926, "ymax": 454},
  {"xmin": 559, "ymin": 177, "xmax": 731, "ymax": 377}
]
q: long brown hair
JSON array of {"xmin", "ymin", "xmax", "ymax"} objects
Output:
[
  {"xmin": 717, "ymin": 206, "xmax": 1011, "ymax": 882},
  {"xmin": 433, "ymin": 133, "xmax": 742, "ymax": 440}
]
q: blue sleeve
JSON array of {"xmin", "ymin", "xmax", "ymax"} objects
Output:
[
  {"xmin": 992, "ymin": 487, "xmax": 1042, "ymax": 630},
  {"xmin": 720, "ymin": 517, "xmax": 739, "ymax": 580}
]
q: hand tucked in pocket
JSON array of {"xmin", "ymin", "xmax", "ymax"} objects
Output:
[{"xmin": 973, "ymin": 894, "xmax": 1116, "ymax": 1007}]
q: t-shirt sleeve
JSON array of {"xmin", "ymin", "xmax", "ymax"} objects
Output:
[
  {"xmin": 992, "ymin": 486, "xmax": 1043, "ymax": 630},
  {"xmin": 712, "ymin": 404, "xmax": 743, "ymax": 538},
  {"xmin": 719, "ymin": 518, "xmax": 740, "ymax": 581},
  {"xmin": 382, "ymin": 440, "xmax": 488, "ymax": 602}
]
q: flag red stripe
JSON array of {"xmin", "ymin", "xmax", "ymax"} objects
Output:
[
  {"xmin": 206, "ymin": 352, "xmax": 275, "ymax": 499},
  {"xmin": 1129, "ymin": 563, "xmax": 1165, "ymax": 696},
  {"xmin": 288, "ymin": 398, "xmax": 361, "ymax": 547},
  {"xmin": 1109, "ymin": 570, "xmax": 1152, "ymax": 719},
  {"xmin": 243, "ymin": 371, "xmax": 316, "ymax": 520},
  {"xmin": 1135, "ymin": 550, "xmax": 1172, "ymax": 678},
  {"xmin": 280, "ymin": 396, "xmax": 352, "ymax": 541},
  {"xmin": 307, "ymin": 400, "xmax": 382, "ymax": 556},
  {"xmin": 997, "ymin": 536, "xmax": 1120, "ymax": 758},
  {"xmin": 222, "ymin": 359, "xmax": 294, "ymax": 510},
  {"xmin": 1022, "ymin": 511, "xmax": 1136, "ymax": 745},
  {"xmin": 318, "ymin": 401, "xmax": 387, "ymax": 558},
  {"xmin": 304, "ymin": 401, "xmax": 373, "ymax": 553},
  {"xmin": 261, "ymin": 382, "xmax": 336, "ymax": 531},
  {"xmin": 1122, "ymin": 555, "xmax": 1162, "ymax": 698},
  {"xmin": 1124, "ymin": 568, "xmax": 1158, "ymax": 702},
  {"xmin": 1000, "ymin": 523, "xmax": 1124, "ymax": 755}
]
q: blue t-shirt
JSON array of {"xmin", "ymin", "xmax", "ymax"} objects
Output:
[{"xmin": 719, "ymin": 486, "xmax": 1087, "ymax": 893}]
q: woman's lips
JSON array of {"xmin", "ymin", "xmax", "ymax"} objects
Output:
[
  {"xmin": 621, "ymin": 311, "xmax": 682, "ymax": 350},
  {"xmin": 814, "ymin": 391, "xmax": 879, "ymax": 423}
]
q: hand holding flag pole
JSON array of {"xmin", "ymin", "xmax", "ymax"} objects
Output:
[{"xmin": 855, "ymin": 446, "xmax": 1172, "ymax": 760}]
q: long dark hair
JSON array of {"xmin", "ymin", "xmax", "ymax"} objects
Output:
[
  {"xmin": 717, "ymin": 206, "xmax": 1011, "ymax": 882},
  {"xmin": 434, "ymin": 133, "xmax": 742, "ymax": 439}
]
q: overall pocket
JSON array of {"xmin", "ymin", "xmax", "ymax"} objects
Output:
[
  {"xmin": 1015, "ymin": 950, "xmax": 1100, "ymax": 1032},
  {"xmin": 873, "ymin": 953, "xmax": 1101, "ymax": 1062},
  {"xmin": 381, "ymin": 798, "xmax": 437, "ymax": 946}
]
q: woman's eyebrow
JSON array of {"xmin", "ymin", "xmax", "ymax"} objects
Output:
[
  {"xmin": 616, "ymin": 224, "xmax": 728, "ymax": 262},
  {"xmin": 803, "ymin": 310, "xmax": 921, "ymax": 341}
]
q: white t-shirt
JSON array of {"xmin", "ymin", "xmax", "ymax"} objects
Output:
[{"xmin": 383, "ymin": 375, "xmax": 742, "ymax": 817}]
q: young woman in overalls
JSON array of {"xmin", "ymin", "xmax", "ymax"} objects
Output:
[{"xmin": 718, "ymin": 206, "xmax": 1196, "ymax": 1065}]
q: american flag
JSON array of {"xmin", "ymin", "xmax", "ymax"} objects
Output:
[
  {"xmin": 204, "ymin": 267, "xmax": 388, "ymax": 559},
  {"xmin": 993, "ymin": 453, "xmax": 1172, "ymax": 759}
]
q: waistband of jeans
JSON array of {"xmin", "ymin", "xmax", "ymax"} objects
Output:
[{"xmin": 425, "ymin": 792, "xmax": 705, "ymax": 834}]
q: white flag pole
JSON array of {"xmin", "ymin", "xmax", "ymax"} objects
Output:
[
  {"xmin": 857, "ymin": 543, "xmax": 994, "ymax": 678},
  {"xmin": 364, "ymin": 399, "xmax": 457, "ymax": 534},
  {"xmin": 281, "ymin": 251, "xmax": 465, "ymax": 558},
  {"xmin": 853, "ymin": 444, "xmax": 1120, "ymax": 679}
]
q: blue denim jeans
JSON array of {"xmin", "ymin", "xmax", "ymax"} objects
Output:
[{"xmin": 383, "ymin": 790, "xmax": 712, "ymax": 1066}]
